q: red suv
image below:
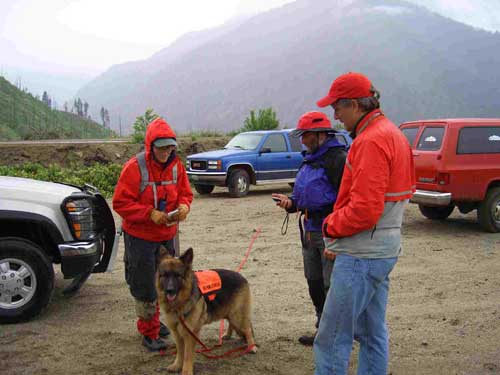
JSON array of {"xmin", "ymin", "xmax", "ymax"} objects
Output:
[{"xmin": 399, "ymin": 119, "xmax": 500, "ymax": 232}]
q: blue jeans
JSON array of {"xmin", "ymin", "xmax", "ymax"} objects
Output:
[{"xmin": 313, "ymin": 254, "xmax": 398, "ymax": 375}]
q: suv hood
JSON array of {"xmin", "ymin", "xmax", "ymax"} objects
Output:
[
  {"xmin": 188, "ymin": 149, "xmax": 255, "ymax": 159},
  {"xmin": 0, "ymin": 176, "xmax": 80, "ymax": 204}
]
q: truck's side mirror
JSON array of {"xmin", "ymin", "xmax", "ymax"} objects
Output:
[{"xmin": 259, "ymin": 147, "xmax": 272, "ymax": 154}]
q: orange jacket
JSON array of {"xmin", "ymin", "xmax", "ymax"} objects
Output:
[
  {"xmin": 323, "ymin": 109, "xmax": 415, "ymax": 239},
  {"xmin": 113, "ymin": 118, "xmax": 193, "ymax": 242}
]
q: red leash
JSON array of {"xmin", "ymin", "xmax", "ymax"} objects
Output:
[{"xmin": 219, "ymin": 226, "xmax": 262, "ymax": 345}]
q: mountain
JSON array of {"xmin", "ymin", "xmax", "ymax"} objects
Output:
[
  {"xmin": 0, "ymin": 77, "xmax": 114, "ymax": 141},
  {"xmin": 77, "ymin": 0, "xmax": 500, "ymax": 134}
]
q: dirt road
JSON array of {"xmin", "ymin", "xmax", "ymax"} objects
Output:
[{"xmin": 1, "ymin": 185, "xmax": 499, "ymax": 375}]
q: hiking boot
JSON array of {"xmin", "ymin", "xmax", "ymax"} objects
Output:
[
  {"xmin": 142, "ymin": 336, "xmax": 168, "ymax": 352},
  {"xmin": 159, "ymin": 322, "xmax": 170, "ymax": 338},
  {"xmin": 298, "ymin": 333, "xmax": 316, "ymax": 346}
]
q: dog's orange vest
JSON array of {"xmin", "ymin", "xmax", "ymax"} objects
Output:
[{"xmin": 194, "ymin": 270, "xmax": 222, "ymax": 301}]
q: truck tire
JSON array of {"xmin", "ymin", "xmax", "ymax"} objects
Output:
[
  {"xmin": 194, "ymin": 184, "xmax": 215, "ymax": 195},
  {"xmin": 477, "ymin": 187, "xmax": 500, "ymax": 233},
  {"xmin": 0, "ymin": 238, "xmax": 55, "ymax": 323},
  {"xmin": 228, "ymin": 169, "xmax": 250, "ymax": 198},
  {"xmin": 418, "ymin": 204, "xmax": 455, "ymax": 220}
]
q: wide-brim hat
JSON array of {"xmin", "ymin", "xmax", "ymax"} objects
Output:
[{"xmin": 290, "ymin": 111, "xmax": 332, "ymax": 137}]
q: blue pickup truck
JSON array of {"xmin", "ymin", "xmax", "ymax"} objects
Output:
[{"xmin": 186, "ymin": 129, "xmax": 351, "ymax": 197}]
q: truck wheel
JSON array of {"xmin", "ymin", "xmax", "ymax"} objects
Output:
[
  {"xmin": 477, "ymin": 187, "xmax": 500, "ymax": 233},
  {"xmin": 194, "ymin": 184, "xmax": 215, "ymax": 195},
  {"xmin": 418, "ymin": 204, "xmax": 455, "ymax": 220},
  {"xmin": 228, "ymin": 169, "xmax": 250, "ymax": 198},
  {"xmin": 0, "ymin": 238, "xmax": 54, "ymax": 323}
]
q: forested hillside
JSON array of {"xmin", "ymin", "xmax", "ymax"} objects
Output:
[{"xmin": 0, "ymin": 77, "xmax": 114, "ymax": 140}]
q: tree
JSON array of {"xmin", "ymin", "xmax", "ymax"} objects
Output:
[
  {"xmin": 83, "ymin": 102, "xmax": 89, "ymax": 117},
  {"xmin": 241, "ymin": 107, "xmax": 279, "ymax": 132},
  {"xmin": 100, "ymin": 107, "xmax": 105, "ymax": 126},
  {"xmin": 42, "ymin": 91, "xmax": 49, "ymax": 107},
  {"xmin": 131, "ymin": 108, "xmax": 159, "ymax": 143},
  {"xmin": 104, "ymin": 109, "xmax": 110, "ymax": 128}
]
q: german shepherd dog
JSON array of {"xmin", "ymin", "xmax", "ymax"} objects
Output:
[{"xmin": 156, "ymin": 247, "xmax": 257, "ymax": 375}]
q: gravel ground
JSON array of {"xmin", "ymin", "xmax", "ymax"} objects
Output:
[{"xmin": 1, "ymin": 185, "xmax": 499, "ymax": 375}]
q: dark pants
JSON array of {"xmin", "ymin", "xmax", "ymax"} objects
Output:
[
  {"xmin": 123, "ymin": 231, "xmax": 175, "ymax": 338},
  {"xmin": 123, "ymin": 231, "xmax": 175, "ymax": 302},
  {"xmin": 302, "ymin": 231, "xmax": 334, "ymax": 321}
]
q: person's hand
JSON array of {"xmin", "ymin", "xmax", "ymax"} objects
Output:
[
  {"xmin": 272, "ymin": 193, "xmax": 292, "ymax": 210},
  {"xmin": 150, "ymin": 209, "xmax": 168, "ymax": 225},
  {"xmin": 323, "ymin": 249, "xmax": 336, "ymax": 260},
  {"xmin": 177, "ymin": 204, "xmax": 190, "ymax": 222}
]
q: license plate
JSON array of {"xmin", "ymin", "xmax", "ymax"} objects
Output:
[{"xmin": 191, "ymin": 175, "xmax": 199, "ymax": 181}]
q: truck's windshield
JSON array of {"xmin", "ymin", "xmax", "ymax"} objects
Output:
[{"xmin": 224, "ymin": 133, "xmax": 263, "ymax": 150}]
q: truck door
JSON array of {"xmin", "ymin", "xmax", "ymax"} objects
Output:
[
  {"xmin": 256, "ymin": 133, "xmax": 295, "ymax": 181},
  {"xmin": 412, "ymin": 123, "xmax": 447, "ymax": 190}
]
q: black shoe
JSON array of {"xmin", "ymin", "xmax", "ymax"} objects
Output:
[
  {"xmin": 142, "ymin": 336, "xmax": 168, "ymax": 352},
  {"xmin": 298, "ymin": 334, "xmax": 316, "ymax": 346},
  {"xmin": 159, "ymin": 322, "xmax": 170, "ymax": 338}
]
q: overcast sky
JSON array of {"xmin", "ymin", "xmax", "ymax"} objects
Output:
[{"xmin": 1, "ymin": 0, "xmax": 499, "ymax": 75}]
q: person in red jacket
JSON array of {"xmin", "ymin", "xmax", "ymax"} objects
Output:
[
  {"xmin": 113, "ymin": 117, "xmax": 193, "ymax": 351},
  {"xmin": 313, "ymin": 72, "xmax": 415, "ymax": 375}
]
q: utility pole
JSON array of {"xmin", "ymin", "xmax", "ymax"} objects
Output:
[{"xmin": 119, "ymin": 116, "xmax": 122, "ymax": 137}]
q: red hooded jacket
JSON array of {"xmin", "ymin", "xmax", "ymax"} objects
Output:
[{"xmin": 112, "ymin": 118, "xmax": 193, "ymax": 242}]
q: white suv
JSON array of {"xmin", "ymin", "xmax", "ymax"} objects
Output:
[{"xmin": 0, "ymin": 176, "xmax": 119, "ymax": 323}]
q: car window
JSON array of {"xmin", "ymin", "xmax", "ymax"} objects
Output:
[
  {"xmin": 416, "ymin": 127, "xmax": 445, "ymax": 151},
  {"xmin": 261, "ymin": 134, "xmax": 287, "ymax": 152},
  {"xmin": 288, "ymin": 135, "xmax": 302, "ymax": 152},
  {"xmin": 401, "ymin": 127, "xmax": 419, "ymax": 147},
  {"xmin": 457, "ymin": 126, "xmax": 500, "ymax": 154}
]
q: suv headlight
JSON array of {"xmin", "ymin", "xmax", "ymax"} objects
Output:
[
  {"xmin": 63, "ymin": 198, "xmax": 96, "ymax": 240},
  {"xmin": 186, "ymin": 160, "xmax": 191, "ymax": 170},
  {"xmin": 207, "ymin": 160, "xmax": 222, "ymax": 170}
]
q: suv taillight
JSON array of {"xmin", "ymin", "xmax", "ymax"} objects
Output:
[
  {"xmin": 64, "ymin": 198, "xmax": 96, "ymax": 240},
  {"xmin": 437, "ymin": 172, "xmax": 450, "ymax": 186}
]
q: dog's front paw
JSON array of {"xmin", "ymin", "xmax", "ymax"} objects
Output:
[
  {"xmin": 249, "ymin": 344, "xmax": 258, "ymax": 354},
  {"xmin": 167, "ymin": 362, "xmax": 182, "ymax": 373},
  {"xmin": 181, "ymin": 369, "xmax": 193, "ymax": 375}
]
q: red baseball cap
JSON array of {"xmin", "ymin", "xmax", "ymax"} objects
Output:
[
  {"xmin": 290, "ymin": 111, "xmax": 331, "ymax": 137},
  {"xmin": 317, "ymin": 72, "xmax": 373, "ymax": 108}
]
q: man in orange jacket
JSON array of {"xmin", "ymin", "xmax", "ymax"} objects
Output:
[
  {"xmin": 113, "ymin": 118, "xmax": 193, "ymax": 351},
  {"xmin": 313, "ymin": 72, "xmax": 415, "ymax": 375}
]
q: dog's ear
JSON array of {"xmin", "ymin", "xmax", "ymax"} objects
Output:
[
  {"xmin": 159, "ymin": 245, "xmax": 176, "ymax": 259},
  {"xmin": 180, "ymin": 247, "xmax": 193, "ymax": 266}
]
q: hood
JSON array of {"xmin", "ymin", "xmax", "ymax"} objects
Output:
[
  {"xmin": 144, "ymin": 118, "xmax": 177, "ymax": 161},
  {"xmin": 303, "ymin": 136, "xmax": 345, "ymax": 163},
  {"xmin": 188, "ymin": 149, "xmax": 255, "ymax": 159},
  {"xmin": 0, "ymin": 176, "xmax": 80, "ymax": 204}
]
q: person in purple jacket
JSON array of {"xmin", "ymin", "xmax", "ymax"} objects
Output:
[{"xmin": 273, "ymin": 111, "xmax": 346, "ymax": 346}]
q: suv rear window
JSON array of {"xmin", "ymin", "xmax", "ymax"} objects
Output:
[
  {"xmin": 400, "ymin": 127, "xmax": 419, "ymax": 147},
  {"xmin": 457, "ymin": 127, "xmax": 500, "ymax": 154},
  {"xmin": 262, "ymin": 134, "xmax": 287, "ymax": 152},
  {"xmin": 416, "ymin": 127, "xmax": 445, "ymax": 151}
]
